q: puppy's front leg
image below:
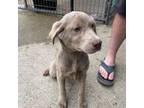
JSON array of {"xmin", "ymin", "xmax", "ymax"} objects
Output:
[
  {"xmin": 78, "ymin": 73, "xmax": 87, "ymax": 108},
  {"xmin": 57, "ymin": 75, "xmax": 67, "ymax": 108}
]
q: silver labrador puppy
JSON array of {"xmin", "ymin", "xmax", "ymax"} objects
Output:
[{"xmin": 43, "ymin": 11, "xmax": 102, "ymax": 108}]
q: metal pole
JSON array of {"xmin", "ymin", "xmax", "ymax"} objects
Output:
[
  {"xmin": 105, "ymin": 0, "xmax": 112, "ymax": 25},
  {"xmin": 70, "ymin": 0, "xmax": 74, "ymax": 11},
  {"xmin": 24, "ymin": 0, "xmax": 28, "ymax": 8}
]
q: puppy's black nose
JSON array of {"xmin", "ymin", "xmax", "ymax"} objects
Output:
[{"xmin": 93, "ymin": 41, "xmax": 102, "ymax": 50}]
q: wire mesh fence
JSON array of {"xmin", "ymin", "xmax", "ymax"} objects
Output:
[{"xmin": 18, "ymin": 0, "xmax": 113, "ymax": 24}]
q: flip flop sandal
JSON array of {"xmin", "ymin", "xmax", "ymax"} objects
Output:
[{"xmin": 97, "ymin": 60, "xmax": 115, "ymax": 86}]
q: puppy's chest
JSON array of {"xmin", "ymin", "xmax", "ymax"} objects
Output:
[{"xmin": 63, "ymin": 58, "xmax": 89, "ymax": 79}]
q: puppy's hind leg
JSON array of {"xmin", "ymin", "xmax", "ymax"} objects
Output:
[
  {"xmin": 43, "ymin": 60, "xmax": 57, "ymax": 79},
  {"xmin": 43, "ymin": 68, "xmax": 50, "ymax": 76}
]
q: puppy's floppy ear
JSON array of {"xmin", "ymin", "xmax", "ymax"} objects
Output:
[{"xmin": 49, "ymin": 21, "xmax": 64, "ymax": 44}]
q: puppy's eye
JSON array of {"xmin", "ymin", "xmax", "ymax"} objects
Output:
[
  {"xmin": 74, "ymin": 27, "xmax": 81, "ymax": 32},
  {"xmin": 91, "ymin": 24, "xmax": 96, "ymax": 33}
]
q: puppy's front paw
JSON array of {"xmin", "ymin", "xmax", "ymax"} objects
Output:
[
  {"xmin": 43, "ymin": 69, "xmax": 49, "ymax": 76},
  {"xmin": 58, "ymin": 99, "xmax": 67, "ymax": 108}
]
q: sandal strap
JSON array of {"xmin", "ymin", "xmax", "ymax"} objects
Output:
[{"xmin": 100, "ymin": 61, "xmax": 115, "ymax": 74}]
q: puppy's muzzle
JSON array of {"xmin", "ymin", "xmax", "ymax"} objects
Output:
[{"xmin": 93, "ymin": 40, "xmax": 102, "ymax": 51}]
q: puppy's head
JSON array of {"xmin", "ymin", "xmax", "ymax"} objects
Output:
[{"xmin": 49, "ymin": 11, "xmax": 102, "ymax": 54}]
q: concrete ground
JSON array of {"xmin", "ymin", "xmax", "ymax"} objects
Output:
[{"xmin": 18, "ymin": 10, "xmax": 126, "ymax": 108}]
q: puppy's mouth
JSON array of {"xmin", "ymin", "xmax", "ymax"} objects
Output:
[
  {"xmin": 90, "ymin": 47, "xmax": 101, "ymax": 53},
  {"xmin": 75, "ymin": 42, "xmax": 102, "ymax": 54},
  {"xmin": 85, "ymin": 47, "xmax": 101, "ymax": 54}
]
